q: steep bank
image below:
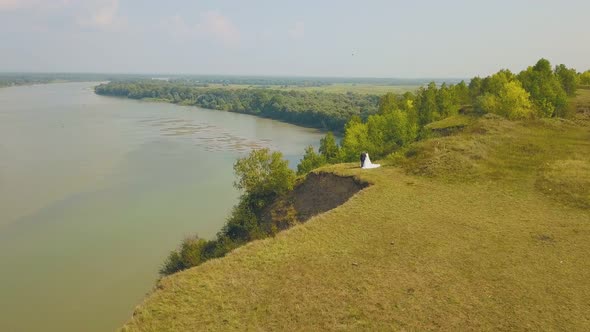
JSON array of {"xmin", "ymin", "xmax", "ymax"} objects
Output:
[
  {"xmin": 261, "ymin": 172, "xmax": 369, "ymax": 232},
  {"xmin": 122, "ymin": 93, "xmax": 590, "ymax": 331}
]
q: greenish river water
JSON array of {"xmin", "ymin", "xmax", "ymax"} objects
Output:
[{"xmin": 0, "ymin": 82, "xmax": 323, "ymax": 332}]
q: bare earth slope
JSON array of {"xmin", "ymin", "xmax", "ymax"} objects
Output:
[{"xmin": 123, "ymin": 93, "xmax": 590, "ymax": 331}]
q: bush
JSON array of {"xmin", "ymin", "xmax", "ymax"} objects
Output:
[
  {"xmin": 160, "ymin": 251, "xmax": 183, "ymax": 276},
  {"xmin": 160, "ymin": 235, "xmax": 209, "ymax": 275}
]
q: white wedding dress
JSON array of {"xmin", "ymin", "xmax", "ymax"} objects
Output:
[{"xmin": 362, "ymin": 153, "xmax": 380, "ymax": 169}]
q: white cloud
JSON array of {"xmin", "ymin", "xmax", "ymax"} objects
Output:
[
  {"xmin": 288, "ymin": 21, "xmax": 305, "ymax": 40},
  {"xmin": 0, "ymin": 0, "xmax": 71, "ymax": 11},
  {"xmin": 162, "ymin": 11, "xmax": 240, "ymax": 47},
  {"xmin": 160, "ymin": 15, "xmax": 192, "ymax": 41},
  {"xmin": 0, "ymin": 0, "xmax": 21, "ymax": 10},
  {"xmin": 197, "ymin": 11, "xmax": 240, "ymax": 46},
  {"xmin": 0, "ymin": 0, "xmax": 125, "ymax": 30},
  {"xmin": 75, "ymin": 0, "xmax": 125, "ymax": 30}
]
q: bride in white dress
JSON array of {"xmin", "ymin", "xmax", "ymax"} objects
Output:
[{"xmin": 362, "ymin": 152, "xmax": 380, "ymax": 169}]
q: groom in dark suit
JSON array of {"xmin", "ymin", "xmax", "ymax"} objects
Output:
[{"xmin": 360, "ymin": 152, "xmax": 367, "ymax": 168}]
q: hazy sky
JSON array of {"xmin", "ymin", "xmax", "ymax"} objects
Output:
[{"xmin": 1, "ymin": 0, "xmax": 589, "ymax": 77}]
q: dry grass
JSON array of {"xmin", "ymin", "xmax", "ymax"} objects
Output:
[
  {"xmin": 122, "ymin": 95, "xmax": 590, "ymax": 331},
  {"xmin": 537, "ymin": 159, "xmax": 590, "ymax": 208}
]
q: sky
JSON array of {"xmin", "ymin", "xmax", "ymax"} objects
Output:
[{"xmin": 1, "ymin": 0, "xmax": 589, "ymax": 78}]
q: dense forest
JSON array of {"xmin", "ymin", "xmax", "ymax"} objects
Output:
[
  {"xmin": 95, "ymin": 82, "xmax": 381, "ymax": 131},
  {"xmin": 160, "ymin": 59, "xmax": 589, "ymax": 276}
]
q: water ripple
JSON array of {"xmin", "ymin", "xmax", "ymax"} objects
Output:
[{"xmin": 144, "ymin": 117, "xmax": 274, "ymax": 153}]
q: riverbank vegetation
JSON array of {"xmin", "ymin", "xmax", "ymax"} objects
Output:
[
  {"xmin": 157, "ymin": 59, "xmax": 589, "ymax": 277},
  {"xmin": 160, "ymin": 149, "xmax": 297, "ymax": 275},
  {"xmin": 160, "ymin": 149, "xmax": 368, "ymax": 276}
]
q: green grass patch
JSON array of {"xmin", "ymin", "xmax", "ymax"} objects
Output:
[
  {"xmin": 424, "ymin": 114, "xmax": 472, "ymax": 131},
  {"xmin": 537, "ymin": 159, "xmax": 590, "ymax": 208}
]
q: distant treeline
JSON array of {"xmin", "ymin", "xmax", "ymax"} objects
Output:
[
  {"xmin": 170, "ymin": 77, "xmax": 330, "ymax": 87},
  {"xmin": 95, "ymin": 82, "xmax": 381, "ymax": 131},
  {"xmin": 1, "ymin": 72, "xmax": 460, "ymax": 89},
  {"xmin": 0, "ymin": 73, "xmax": 155, "ymax": 88},
  {"xmin": 165, "ymin": 76, "xmax": 460, "ymax": 86}
]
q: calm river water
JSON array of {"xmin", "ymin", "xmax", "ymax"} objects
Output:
[{"xmin": 0, "ymin": 82, "xmax": 323, "ymax": 331}]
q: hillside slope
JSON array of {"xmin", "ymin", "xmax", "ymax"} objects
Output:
[{"xmin": 123, "ymin": 94, "xmax": 590, "ymax": 331}]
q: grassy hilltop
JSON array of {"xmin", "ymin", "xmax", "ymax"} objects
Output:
[{"xmin": 122, "ymin": 90, "xmax": 590, "ymax": 331}]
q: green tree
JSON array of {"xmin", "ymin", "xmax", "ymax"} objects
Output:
[
  {"xmin": 297, "ymin": 145, "xmax": 327, "ymax": 175},
  {"xmin": 366, "ymin": 110, "xmax": 417, "ymax": 158},
  {"xmin": 555, "ymin": 64, "xmax": 579, "ymax": 96},
  {"xmin": 476, "ymin": 81, "xmax": 534, "ymax": 120},
  {"xmin": 469, "ymin": 76, "xmax": 484, "ymax": 102},
  {"xmin": 319, "ymin": 132, "xmax": 340, "ymax": 163},
  {"xmin": 400, "ymin": 92, "xmax": 418, "ymax": 127},
  {"xmin": 580, "ymin": 71, "xmax": 590, "ymax": 85},
  {"xmin": 482, "ymin": 69, "xmax": 514, "ymax": 95},
  {"xmin": 398, "ymin": 92, "xmax": 416, "ymax": 110},
  {"xmin": 453, "ymin": 81, "xmax": 470, "ymax": 106},
  {"xmin": 436, "ymin": 83, "xmax": 459, "ymax": 117},
  {"xmin": 233, "ymin": 148, "xmax": 295, "ymax": 200},
  {"xmin": 416, "ymin": 82, "xmax": 439, "ymax": 126},
  {"xmin": 517, "ymin": 58, "xmax": 568, "ymax": 117},
  {"xmin": 340, "ymin": 119, "xmax": 370, "ymax": 161},
  {"xmin": 378, "ymin": 92, "xmax": 398, "ymax": 114}
]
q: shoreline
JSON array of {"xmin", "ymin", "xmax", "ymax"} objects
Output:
[{"xmin": 95, "ymin": 92, "xmax": 336, "ymax": 134}]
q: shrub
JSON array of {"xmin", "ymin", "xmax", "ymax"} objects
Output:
[
  {"xmin": 160, "ymin": 251, "xmax": 183, "ymax": 276},
  {"xmin": 160, "ymin": 235, "xmax": 209, "ymax": 275}
]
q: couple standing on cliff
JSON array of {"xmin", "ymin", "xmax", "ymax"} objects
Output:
[{"xmin": 360, "ymin": 152, "xmax": 380, "ymax": 169}]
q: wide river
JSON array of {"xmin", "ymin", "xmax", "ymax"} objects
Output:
[{"xmin": 0, "ymin": 82, "xmax": 323, "ymax": 332}]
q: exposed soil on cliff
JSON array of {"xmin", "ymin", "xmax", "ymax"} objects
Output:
[{"xmin": 262, "ymin": 172, "xmax": 369, "ymax": 232}]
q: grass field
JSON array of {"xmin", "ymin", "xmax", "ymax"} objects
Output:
[
  {"xmin": 122, "ymin": 91, "xmax": 590, "ymax": 331},
  {"xmin": 203, "ymin": 83, "xmax": 421, "ymax": 95}
]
